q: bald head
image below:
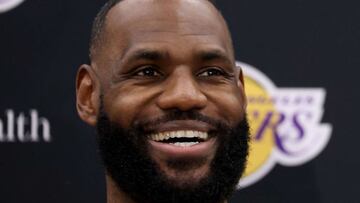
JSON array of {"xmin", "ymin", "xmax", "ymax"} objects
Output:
[
  {"xmin": 77, "ymin": 1, "xmax": 249, "ymax": 202},
  {"xmin": 89, "ymin": 0, "xmax": 233, "ymax": 62}
]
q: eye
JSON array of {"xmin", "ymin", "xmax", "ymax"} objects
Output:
[
  {"xmin": 198, "ymin": 68, "xmax": 225, "ymax": 77},
  {"xmin": 135, "ymin": 66, "xmax": 162, "ymax": 77}
]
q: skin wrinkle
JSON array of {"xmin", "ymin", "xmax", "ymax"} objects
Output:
[
  {"xmin": 96, "ymin": 104, "xmax": 249, "ymax": 203},
  {"xmin": 93, "ymin": 0, "xmax": 233, "ymax": 64},
  {"xmin": 76, "ymin": 0, "xmax": 248, "ymax": 202}
]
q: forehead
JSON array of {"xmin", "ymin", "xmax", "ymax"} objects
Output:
[
  {"xmin": 100, "ymin": 0, "xmax": 232, "ymax": 63},
  {"xmin": 109, "ymin": 0, "xmax": 221, "ymax": 27}
]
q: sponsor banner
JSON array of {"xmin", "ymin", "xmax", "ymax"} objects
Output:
[
  {"xmin": 0, "ymin": 109, "xmax": 51, "ymax": 143},
  {"xmin": 238, "ymin": 61, "xmax": 332, "ymax": 188}
]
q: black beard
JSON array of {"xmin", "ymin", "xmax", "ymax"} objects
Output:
[{"xmin": 96, "ymin": 104, "xmax": 250, "ymax": 203}]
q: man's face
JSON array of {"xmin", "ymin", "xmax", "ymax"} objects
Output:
[{"xmin": 77, "ymin": 0, "xmax": 248, "ymax": 202}]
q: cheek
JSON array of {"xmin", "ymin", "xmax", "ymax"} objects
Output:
[
  {"xmin": 104, "ymin": 85, "xmax": 160, "ymax": 128},
  {"xmin": 207, "ymin": 87, "xmax": 245, "ymax": 124}
]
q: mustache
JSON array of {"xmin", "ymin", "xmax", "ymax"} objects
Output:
[{"xmin": 133, "ymin": 109, "xmax": 231, "ymax": 133}]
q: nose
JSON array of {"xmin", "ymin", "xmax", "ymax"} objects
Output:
[{"xmin": 156, "ymin": 68, "xmax": 207, "ymax": 111}]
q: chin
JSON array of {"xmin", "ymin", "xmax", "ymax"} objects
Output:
[{"xmin": 159, "ymin": 162, "xmax": 211, "ymax": 188}]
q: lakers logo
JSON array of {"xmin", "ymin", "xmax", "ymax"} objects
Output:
[
  {"xmin": 0, "ymin": 0, "xmax": 24, "ymax": 13},
  {"xmin": 237, "ymin": 61, "xmax": 332, "ymax": 188}
]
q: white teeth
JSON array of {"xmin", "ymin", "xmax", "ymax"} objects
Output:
[
  {"xmin": 199, "ymin": 132, "xmax": 208, "ymax": 140},
  {"xmin": 150, "ymin": 130, "xmax": 208, "ymax": 142},
  {"xmin": 185, "ymin": 130, "xmax": 194, "ymax": 138},
  {"xmin": 170, "ymin": 131, "xmax": 176, "ymax": 138},
  {"xmin": 172, "ymin": 142, "xmax": 199, "ymax": 147},
  {"xmin": 175, "ymin": 131, "xmax": 183, "ymax": 138},
  {"xmin": 156, "ymin": 134, "xmax": 160, "ymax": 141}
]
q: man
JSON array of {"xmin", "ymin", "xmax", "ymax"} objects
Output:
[{"xmin": 76, "ymin": 0, "xmax": 250, "ymax": 202}]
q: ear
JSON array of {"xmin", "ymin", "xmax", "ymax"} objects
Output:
[
  {"xmin": 237, "ymin": 67, "xmax": 247, "ymax": 110},
  {"xmin": 76, "ymin": 64, "xmax": 100, "ymax": 126}
]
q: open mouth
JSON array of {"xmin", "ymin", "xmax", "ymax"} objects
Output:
[{"xmin": 149, "ymin": 131, "xmax": 209, "ymax": 147}]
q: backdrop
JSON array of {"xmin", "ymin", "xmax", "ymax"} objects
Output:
[{"xmin": 0, "ymin": 0, "xmax": 359, "ymax": 202}]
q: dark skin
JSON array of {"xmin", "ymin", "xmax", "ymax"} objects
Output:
[{"xmin": 76, "ymin": 0, "xmax": 246, "ymax": 202}]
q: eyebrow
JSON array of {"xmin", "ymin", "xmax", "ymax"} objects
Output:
[
  {"xmin": 120, "ymin": 48, "xmax": 232, "ymax": 66},
  {"xmin": 197, "ymin": 49, "xmax": 233, "ymax": 65},
  {"xmin": 123, "ymin": 49, "xmax": 168, "ymax": 64}
]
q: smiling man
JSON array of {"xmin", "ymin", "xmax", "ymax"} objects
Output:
[{"xmin": 76, "ymin": 0, "xmax": 249, "ymax": 203}]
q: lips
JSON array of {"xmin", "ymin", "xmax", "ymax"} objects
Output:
[
  {"xmin": 146, "ymin": 120, "xmax": 218, "ymax": 159},
  {"xmin": 150, "ymin": 130, "xmax": 209, "ymax": 147}
]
